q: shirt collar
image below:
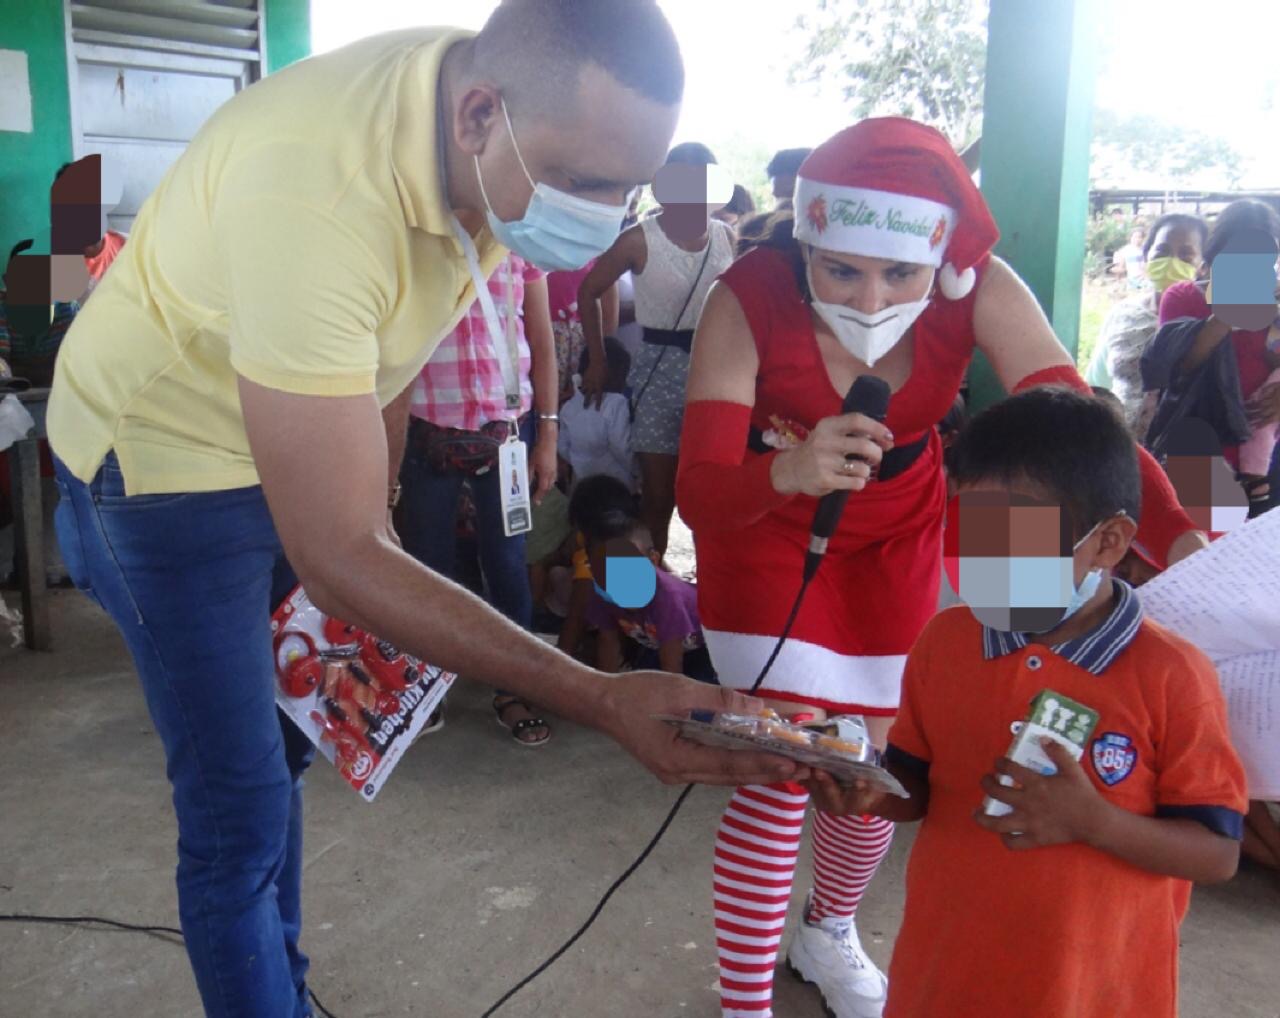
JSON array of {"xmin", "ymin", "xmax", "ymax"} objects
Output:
[
  {"xmin": 981, "ymin": 579, "xmax": 1144, "ymax": 676},
  {"xmin": 390, "ymin": 28, "xmax": 478, "ymax": 237}
]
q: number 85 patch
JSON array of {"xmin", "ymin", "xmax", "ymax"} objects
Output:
[{"xmin": 1091, "ymin": 732, "xmax": 1137, "ymax": 786}]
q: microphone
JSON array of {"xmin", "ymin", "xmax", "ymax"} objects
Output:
[{"xmin": 803, "ymin": 374, "xmax": 891, "ymax": 582}]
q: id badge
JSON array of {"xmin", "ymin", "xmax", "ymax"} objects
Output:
[{"xmin": 498, "ymin": 436, "xmax": 533, "ymax": 538}]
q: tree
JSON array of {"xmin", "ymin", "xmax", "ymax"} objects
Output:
[
  {"xmin": 790, "ymin": 0, "xmax": 988, "ymax": 150},
  {"xmin": 1089, "ymin": 111, "xmax": 1245, "ymax": 190}
]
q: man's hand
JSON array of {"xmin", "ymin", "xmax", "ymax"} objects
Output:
[
  {"xmin": 598, "ymin": 672, "xmax": 808, "ymax": 786},
  {"xmin": 974, "ymin": 739, "xmax": 1110, "ymax": 850},
  {"xmin": 530, "ymin": 432, "xmax": 558, "ymax": 504}
]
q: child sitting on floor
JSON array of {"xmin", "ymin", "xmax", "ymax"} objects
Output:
[
  {"xmin": 576, "ymin": 481, "xmax": 715, "ymax": 683},
  {"xmin": 812, "ymin": 386, "xmax": 1247, "ymax": 1018}
]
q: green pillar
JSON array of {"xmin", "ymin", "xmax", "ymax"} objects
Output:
[
  {"xmin": 0, "ymin": 0, "xmax": 73, "ymax": 259},
  {"xmin": 970, "ymin": 0, "xmax": 1098, "ymax": 411},
  {"xmin": 264, "ymin": 0, "xmax": 311, "ymax": 75}
]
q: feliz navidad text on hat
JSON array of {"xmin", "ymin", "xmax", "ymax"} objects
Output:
[{"xmin": 795, "ymin": 184, "xmax": 957, "ymax": 267}]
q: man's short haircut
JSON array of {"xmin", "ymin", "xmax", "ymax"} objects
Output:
[
  {"xmin": 474, "ymin": 0, "xmax": 684, "ymax": 118},
  {"xmin": 947, "ymin": 386, "xmax": 1141, "ymax": 538},
  {"xmin": 1141, "ymin": 213, "xmax": 1208, "ymax": 260},
  {"xmin": 666, "ymin": 141, "xmax": 717, "ymax": 165},
  {"xmin": 765, "ymin": 147, "xmax": 812, "ymax": 180}
]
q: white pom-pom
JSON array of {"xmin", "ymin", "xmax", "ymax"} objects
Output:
[{"xmin": 938, "ymin": 262, "xmax": 975, "ymax": 300}]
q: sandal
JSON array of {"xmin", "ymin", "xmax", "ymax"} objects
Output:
[{"xmin": 493, "ymin": 694, "xmax": 552, "ymax": 747}]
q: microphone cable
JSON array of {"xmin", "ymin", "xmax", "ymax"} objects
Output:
[{"xmin": 480, "ymin": 571, "xmax": 813, "ymax": 1017}]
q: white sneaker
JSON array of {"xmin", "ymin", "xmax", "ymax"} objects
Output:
[{"xmin": 786, "ymin": 903, "xmax": 887, "ymax": 1018}]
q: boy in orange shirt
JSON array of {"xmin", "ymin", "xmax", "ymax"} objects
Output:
[{"xmin": 809, "ymin": 387, "xmax": 1246, "ymax": 1018}]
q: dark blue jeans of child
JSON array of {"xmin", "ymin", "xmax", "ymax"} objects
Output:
[{"xmin": 53, "ymin": 452, "xmax": 314, "ymax": 1018}]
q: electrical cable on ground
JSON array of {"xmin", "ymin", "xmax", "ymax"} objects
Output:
[
  {"xmin": 1, "ymin": 579, "xmax": 817, "ymax": 1018},
  {"xmin": 0, "ymin": 914, "xmax": 339, "ymax": 1018},
  {"xmin": 481, "ymin": 573, "xmax": 814, "ymax": 1015}
]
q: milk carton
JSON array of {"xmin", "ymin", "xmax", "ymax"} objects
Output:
[{"xmin": 983, "ymin": 689, "xmax": 1100, "ymax": 817}]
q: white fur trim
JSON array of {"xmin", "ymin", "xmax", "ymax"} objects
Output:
[
  {"xmin": 793, "ymin": 181, "xmax": 955, "ymax": 265},
  {"xmin": 703, "ymin": 630, "xmax": 906, "ymax": 709},
  {"xmin": 938, "ymin": 263, "xmax": 975, "ymax": 299}
]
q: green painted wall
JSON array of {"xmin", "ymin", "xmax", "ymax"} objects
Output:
[
  {"xmin": 970, "ymin": 0, "xmax": 1098, "ymax": 411},
  {"xmin": 0, "ymin": 0, "xmax": 73, "ymax": 258},
  {"xmin": 265, "ymin": 0, "xmax": 311, "ymax": 74}
]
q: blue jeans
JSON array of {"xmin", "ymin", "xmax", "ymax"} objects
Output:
[
  {"xmin": 53, "ymin": 453, "xmax": 314, "ymax": 1018},
  {"xmin": 399, "ymin": 417, "xmax": 534, "ymax": 635}
]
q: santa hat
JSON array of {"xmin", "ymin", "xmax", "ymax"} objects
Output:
[{"xmin": 793, "ymin": 117, "xmax": 999, "ymax": 300}]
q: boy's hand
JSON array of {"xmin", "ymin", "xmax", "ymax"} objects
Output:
[
  {"xmin": 804, "ymin": 769, "xmax": 887, "ymax": 817},
  {"xmin": 974, "ymin": 739, "xmax": 1112, "ymax": 850}
]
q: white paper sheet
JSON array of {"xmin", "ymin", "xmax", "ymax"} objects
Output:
[
  {"xmin": 1138, "ymin": 510, "xmax": 1280, "ymax": 659},
  {"xmin": 1216, "ymin": 653, "xmax": 1280, "ymax": 800},
  {"xmin": 1139, "ymin": 511, "xmax": 1280, "ymax": 798}
]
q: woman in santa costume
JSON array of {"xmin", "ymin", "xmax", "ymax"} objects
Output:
[{"xmin": 676, "ymin": 118, "xmax": 1209, "ymax": 1018}]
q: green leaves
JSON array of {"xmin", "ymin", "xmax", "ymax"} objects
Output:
[{"xmin": 790, "ymin": 0, "xmax": 988, "ymax": 149}]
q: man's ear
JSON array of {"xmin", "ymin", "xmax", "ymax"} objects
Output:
[
  {"xmin": 453, "ymin": 83, "xmax": 503, "ymax": 158},
  {"xmin": 1095, "ymin": 514, "xmax": 1139, "ymax": 570}
]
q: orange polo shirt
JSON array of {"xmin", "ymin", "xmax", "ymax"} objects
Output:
[{"xmin": 884, "ymin": 584, "xmax": 1246, "ymax": 1018}]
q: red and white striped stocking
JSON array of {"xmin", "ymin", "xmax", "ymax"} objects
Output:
[
  {"xmin": 713, "ymin": 783, "xmax": 808, "ymax": 1017},
  {"xmin": 808, "ymin": 811, "xmax": 894, "ymax": 923}
]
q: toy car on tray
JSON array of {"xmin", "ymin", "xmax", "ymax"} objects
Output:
[{"xmin": 655, "ymin": 710, "xmax": 909, "ymax": 798}]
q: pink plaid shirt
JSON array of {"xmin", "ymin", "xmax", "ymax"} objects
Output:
[{"xmin": 411, "ymin": 254, "xmax": 545, "ymax": 430}]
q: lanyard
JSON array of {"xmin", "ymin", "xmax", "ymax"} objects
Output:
[{"xmin": 450, "ymin": 216, "xmax": 523, "ymax": 415}]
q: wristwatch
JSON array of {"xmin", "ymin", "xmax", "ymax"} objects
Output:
[{"xmin": 387, "ymin": 482, "xmax": 402, "ymax": 510}]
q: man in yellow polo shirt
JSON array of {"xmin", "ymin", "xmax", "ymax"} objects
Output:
[{"xmin": 48, "ymin": 3, "xmax": 801, "ymax": 1014}]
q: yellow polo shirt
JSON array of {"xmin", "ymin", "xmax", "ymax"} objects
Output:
[{"xmin": 48, "ymin": 27, "xmax": 505, "ymax": 494}]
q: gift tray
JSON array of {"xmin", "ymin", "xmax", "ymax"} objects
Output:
[{"xmin": 656, "ymin": 710, "xmax": 909, "ymax": 798}]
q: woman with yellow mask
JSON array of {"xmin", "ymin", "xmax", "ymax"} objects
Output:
[{"xmin": 1088, "ymin": 213, "xmax": 1207, "ymax": 437}]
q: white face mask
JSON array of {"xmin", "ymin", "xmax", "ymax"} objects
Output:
[{"xmin": 805, "ymin": 261, "xmax": 931, "ymax": 367}]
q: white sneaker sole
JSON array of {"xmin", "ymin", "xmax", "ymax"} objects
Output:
[{"xmin": 786, "ymin": 933, "xmax": 885, "ymax": 1018}]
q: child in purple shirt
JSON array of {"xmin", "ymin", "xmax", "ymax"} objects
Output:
[{"xmin": 583, "ymin": 510, "xmax": 716, "ymax": 683}]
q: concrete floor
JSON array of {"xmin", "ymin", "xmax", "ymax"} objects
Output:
[{"xmin": 2, "ymin": 589, "xmax": 1279, "ymax": 1018}]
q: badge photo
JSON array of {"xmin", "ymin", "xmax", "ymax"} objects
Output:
[{"xmin": 1091, "ymin": 732, "xmax": 1137, "ymax": 786}]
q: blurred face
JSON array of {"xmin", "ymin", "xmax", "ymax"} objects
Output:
[
  {"xmin": 589, "ymin": 534, "xmax": 659, "ymax": 609},
  {"xmin": 945, "ymin": 484, "xmax": 1127, "ymax": 633},
  {"xmin": 1129, "ymin": 229, "xmax": 1144, "ymax": 247},
  {"xmin": 1147, "ymin": 224, "xmax": 1203, "ymax": 271},
  {"xmin": 772, "ymin": 173, "xmax": 797, "ymax": 203},
  {"xmin": 712, "ymin": 209, "xmax": 740, "ymax": 228},
  {"xmin": 805, "ymin": 246, "xmax": 935, "ymax": 316}
]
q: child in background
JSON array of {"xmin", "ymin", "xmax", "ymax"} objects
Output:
[
  {"xmin": 1237, "ymin": 327, "xmax": 1280, "ymax": 492},
  {"xmin": 583, "ymin": 507, "xmax": 716, "ymax": 683},
  {"xmin": 811, "ymin": 387, "xmax": 1246, "ymax": 1018},
  {"xmin": 557, "ymin": 475, "xmax": 639, "ymax": 660},
  {"xmin": 558, "ymin": 337, "xmax": 636, "ymax": 492}
]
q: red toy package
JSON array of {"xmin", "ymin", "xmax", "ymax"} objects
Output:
[{"xmin": 271, "ymin": 585, "xmax": 455, "ymax": 801}]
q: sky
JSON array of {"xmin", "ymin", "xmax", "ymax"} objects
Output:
[{"xmin": 310, "ymin": 0, "xmax": 1278, "ymax": 192}]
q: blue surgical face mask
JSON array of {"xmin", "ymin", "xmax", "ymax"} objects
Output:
[
  {"xmin": 474, "ymin": 101, "xmax": 629, "ymax": 272},
  {"xmin": 962, "ymin": 518, "xmax": 1110, "ymax": 634}
]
